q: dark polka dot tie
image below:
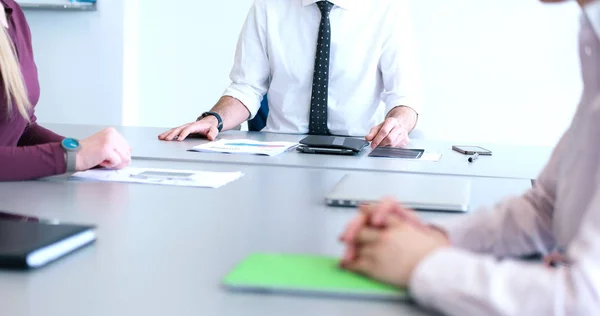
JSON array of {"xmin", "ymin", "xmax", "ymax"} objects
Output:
[{"xmin": 308, "ymin": 0, "xmax": 334, "ymax": 135}]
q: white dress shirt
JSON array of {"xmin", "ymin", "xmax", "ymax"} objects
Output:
[
  {"xmin": 409, "ymin": 3, "xmax": 600, "ymax": 315},
  {"xmin": 222, "ymin": 0, "xmax": 416, "ymax": 136}
]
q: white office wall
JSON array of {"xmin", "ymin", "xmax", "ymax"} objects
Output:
[
  {"xmin": 22, "ymin": 0, "xmax": 125, "ymax": 125},
  {"xmin": 409, "ymin": 0, "xmax": 582, "ymax": 146},
  {"xmin": 134, "ymin": 0, "xmax": 254, "ymax": 128},
  {"xmin": 123, "ymin": 0, "xmax": 139, "ymax": 126}
]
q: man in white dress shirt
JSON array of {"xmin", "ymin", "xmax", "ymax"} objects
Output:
[
  {"xmin": 159, "ymin": 0, "xmax": 418, "ymax": 148},
  {"xmin": 339, "ymin": 0, "xmax": 600, "ymax": 315}
]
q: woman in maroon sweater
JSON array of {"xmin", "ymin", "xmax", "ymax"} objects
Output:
[{"xmin": 0, "ymin": 0, "xmax": 131, "ymax": 181}]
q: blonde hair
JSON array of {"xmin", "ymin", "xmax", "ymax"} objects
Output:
[{"xmin": 0, "ymin": 25, "xmax": 30, "ymax": 120}]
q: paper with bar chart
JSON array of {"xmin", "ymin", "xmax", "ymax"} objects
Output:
[{"xmin": 189, "ymin": 139, "xmax": 298, "ymax": 156}]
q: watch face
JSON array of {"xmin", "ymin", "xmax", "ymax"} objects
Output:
[{"xmin": 62, "ymin": 138, "xmax": 80, "ymax": 150}]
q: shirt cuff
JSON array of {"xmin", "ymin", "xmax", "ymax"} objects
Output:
[
  {"xmin": 382, "ymin": 95, "xmax": 416, "ymax": 115},
  {"xmin": 409, "ymin": 247, "xmax": 471, "ymax": 306},
  {"xmin": 222, "ymin": 85, "xmax": 263, "ymax": 120}
]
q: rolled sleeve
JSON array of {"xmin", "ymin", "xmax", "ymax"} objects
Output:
[
  {"xmin": 379, "ymin": 0, "xmax": 420, "ymax": 115},
  {"xmin": 223, "ymin": 84, "xmax": 264, "ymax": 120},
  {"xmin": 222, "ymin": 0, "xmax": 270, "ymax": 119}
]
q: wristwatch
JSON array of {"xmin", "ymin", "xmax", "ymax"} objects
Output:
[
  {"xmin": 197, "ymin": 111, "xmax": 224, "ymax": 132},
  {"xmin": 61, "ymin": 138, "xmax": 80, "ymax": 172}
]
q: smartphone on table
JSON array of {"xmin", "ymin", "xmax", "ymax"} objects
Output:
[{"xmin": 452, "ymin": 145, "xmax": 492, "ymax": 156}]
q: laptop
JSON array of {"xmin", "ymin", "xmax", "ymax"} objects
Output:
[{"xmin": 326, "ymin": 173, "xmax": 471, "ymax": 212}]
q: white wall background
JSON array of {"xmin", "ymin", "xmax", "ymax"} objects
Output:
[
  {"xmin": 26, "ymin": 0, "xmax": 583, "ymax": 147},
  {"xmin": 134, "ymin": 0, "xmax": 254, "ymax": 128},
  {"xmin": 21, "ymin": 0, "xmax": 125, "ymax": 125},
  {"xmin": 409, "ymin": 0, "xmax": 582, "ymax": 146}
]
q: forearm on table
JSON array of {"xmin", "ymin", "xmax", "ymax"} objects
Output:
[
  {"xmin": 207, "ymin": 96, "xmax": 252, "ymax": 131},
  {"xmin": 410, "ymin": 247, "xmax": 598, "ymax": 316},
  {"xmin": 386, "ymin": 106, "xmax": 418, "ymax": 132},
  {"xmin": 0, "ymin": 143, "xmax": 66, "ymax": 181}
]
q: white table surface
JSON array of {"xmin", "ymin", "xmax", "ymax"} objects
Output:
[
  {"xmin": 0, "ymin": 159, "xmax": 532, "ymax": 316},
  {"xmin": 44, "ymin": 123, "xmax": 553, "ymax": 180}
]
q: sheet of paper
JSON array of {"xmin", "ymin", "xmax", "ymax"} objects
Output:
[
  {"xmin": 420, "ymin": 152, "xmax": 442, "ymax": 162},
  {"xmin": 71, "ymin": 167, "xmax": 243, "ymax": 188},
  {"xmin": 189, "ymin": 139, "xmax": 298, "ymax": 156}
]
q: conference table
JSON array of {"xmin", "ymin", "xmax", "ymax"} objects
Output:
[
  {"xmin": 0, "ymin": 158, "xmax": 533, "ymax": 316},
  {"xmin": 45, "ymin": 123, "xmax": 553, "ymax": 180}
]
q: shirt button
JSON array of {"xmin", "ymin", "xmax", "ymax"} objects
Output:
[{"xmin": 585, "ymin": 45, "xmax": 592, "ymax": 57}]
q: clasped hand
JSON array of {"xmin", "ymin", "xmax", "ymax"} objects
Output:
[{"xmin": 339, "ymin": 198, "xmax": 451, "ymax": 287}]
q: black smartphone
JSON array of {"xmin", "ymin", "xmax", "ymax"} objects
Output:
[
  {"xmin": 368, "ymin": 147, "xmax": 425, "ymax": 159},
  {"xmin": 296, "ymin": 145, "xmax": 357, "ymax": 156},
  {"xmin": 452, "ymin": 145, "xmax": 492, "ymax": 156}
]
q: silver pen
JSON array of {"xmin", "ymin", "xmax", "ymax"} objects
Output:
[{"xmin": 468, "ymin": 152, "xmax": 479, "ymax": 163}]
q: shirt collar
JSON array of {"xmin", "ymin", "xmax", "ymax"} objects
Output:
[{"xmin": 301, "ymin": 0, "xmax": 357, "ymax": 11}]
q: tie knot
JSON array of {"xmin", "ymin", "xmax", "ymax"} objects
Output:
[{"xmin": 317, "ymin": 1, "xmax": 334, "ymax": 16}]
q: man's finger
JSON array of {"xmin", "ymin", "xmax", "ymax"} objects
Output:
[
  {"xmin": 358, "ymin": 202, "xmax": 376, "ymax": 216},
  {"xmin": 158, "ymin": 129, "xmax": 175, "ymax": 140},
  {"xmin": 356, "ymin": 227, "xmax": 380, "ymax": 245},
  {"xmin": 340, "ymin": 212, "xmax": 369, "ymax": 243},
  {"xmin": 393, "ymin": 130, "xmax": 410, "ymax": 147},
  {"xmin": 380, "ymin": 126, "xmax": 402, "ymax": 147},
  {"xmin": 391, "ymin": 135, "xmax": 404, "ymax": 148},
  {"xmin": 342, "ymin": 257, "xmax": 374, "ymax": 276},
  {"xmin": 165, "ymin": 126, "xmax": 188, "ymax": 141},
  {"xmin": 158, "ymin": 127, "xmax": 174, "ymax": 139},
  {"xmin": 365, "ymin": 125, "xmax": 381, "ymax": 141},
  {"xmin": 177, "ymin": 123, "xmax": 204, "ymax": 141},
  {"xmin": 370, "ymin": 198, "xmax": 401, "ymax": 227},
  {"xmin": 370, "ymin": 130, "xmax": 386, "ymax": 149},
  {"xmin": 371, "ymin": 119, "xmax": 397, "ymax": 148},
  {"xmin": 206, "ymin": 126, "xmax": 219, "ymax": 141},
  {"xmin": 386, "ymin": 215, "xmax": 412, "ymax": 229},
  {"xmin": 341, "ymin": 244, "xmax": 356, "ymax": 264},
  {"xmin": 161, "ymin": 127, "xmax": 182, "ymax": 141},
  {"xmin": 358, "ymin": 245, "xmax": 376, "ymax": 258}
]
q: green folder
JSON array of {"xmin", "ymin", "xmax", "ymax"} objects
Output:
[{"xmin": 223, "ymin": 253, "xmax": 408, "ymax": 301}]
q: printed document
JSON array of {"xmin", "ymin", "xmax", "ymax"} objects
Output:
[
  {"xmin": 71, "ymin": 167, "xmax": 243, "ymax": 188},
  {"xmin": 190, "ymin": 139, "xmax": 298, "ymax": 156}
]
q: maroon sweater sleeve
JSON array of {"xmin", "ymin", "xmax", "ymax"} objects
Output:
[
  {"xmin": 0, "ymin": 142, "xmax": 66, "ymax": 181},
  {"xmin": 0, "ymin": 115, "xmax": 68, "ymax": 181},
  {"xmin": 17, "ymin": 114, "xmax": 64, "ymax": 146}
]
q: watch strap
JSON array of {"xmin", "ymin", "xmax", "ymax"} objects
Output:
[
  {"xmin": 65, "ymin": 150, "xmax": 77, "ymax": 173},
  {"xmin": 197, "ymin": 112, "xmax": 223, "ymax": 132}
]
